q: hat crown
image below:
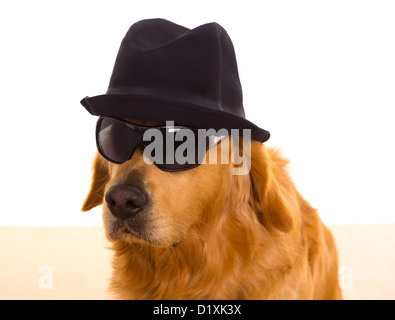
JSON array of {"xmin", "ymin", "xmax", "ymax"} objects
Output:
[
  {"xmin": 108, "ymin": 18, "xmax": 245, "ymax": 118},
  {"xmin": 81, "ymin": 19, "xmax": 270, "ymax": 143}
]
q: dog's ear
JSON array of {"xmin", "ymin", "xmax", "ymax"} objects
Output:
[
  {"xmin": 82, "ymin": 152, "xmax": 109, "ymax": 211},
  {"xmin": 249, "ymin": 141, "xmax": 294, "ymax": 233}
]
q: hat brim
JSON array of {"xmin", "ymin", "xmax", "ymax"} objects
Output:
[{"xmin": 80, "ymin": 94, "xmax": 270, "ymax": 143}]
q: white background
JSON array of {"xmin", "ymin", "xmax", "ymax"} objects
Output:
[{"xmin": 0, "ymin": 0, "xmax": 394, "ymax": 226}]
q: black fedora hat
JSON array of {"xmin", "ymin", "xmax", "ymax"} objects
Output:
[{"xmin": 81, "ymin": 18, "xmax": 270, "ymax": 142}]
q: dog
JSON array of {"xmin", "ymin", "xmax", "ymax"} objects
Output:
[{"xmin": 82, "ymin": 118, "xmax": 342, "ymax": 300}]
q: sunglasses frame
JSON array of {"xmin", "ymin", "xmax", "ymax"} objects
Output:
[{"xmin": 95, "ymin": 116, "xmax": 226, "ymax": 171}]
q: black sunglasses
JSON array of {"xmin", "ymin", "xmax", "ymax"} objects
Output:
[{"xmin": 96, "ymin": 116, "xmax": 226, "ymax": 171}]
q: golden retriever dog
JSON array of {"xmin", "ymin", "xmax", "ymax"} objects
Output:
[{"xmin": 82, "ymin": 119, "xmax": 342, "ymax": 300}]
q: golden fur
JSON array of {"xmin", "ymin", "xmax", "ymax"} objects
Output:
[{"xmin": 82, "ymin": 127, "xmax": 342, "ymax": 300}]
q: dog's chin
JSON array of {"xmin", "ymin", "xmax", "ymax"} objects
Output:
[
  {"xmin": 112, "ymin": 225, "xmax": 149, "ymax": 244},
  {"xmin": 105, "ymin": 219, "xmax": 180, "ymax": 248},
  {"xmin": 105, "ymin": 221, "xmax": 150, "ymax": 244}
]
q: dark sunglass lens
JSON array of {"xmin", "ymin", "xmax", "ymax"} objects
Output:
[
  {"xmin": 153, "ymin": 127, "xmax": 202, "ymax": 171},
  {"xmin": 97, "ymin": 118, "xmax": 141, "ymax": 163}
]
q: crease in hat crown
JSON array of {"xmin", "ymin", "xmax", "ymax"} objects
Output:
[{"xmin": 81, "ymin": 18, "xmax": 270, "ymax": 143}]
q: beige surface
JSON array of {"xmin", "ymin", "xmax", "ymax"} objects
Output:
[
  {"xmin": 330, "ymin": 224, "xmax": 395, "ymax": 300},
  {"xmin": 0, "ymin": 226, "xmax": 112, "ymax": 300},
  {"xmin": 0, "ymin": 224, "xmax": 394, "ymax": 300}
]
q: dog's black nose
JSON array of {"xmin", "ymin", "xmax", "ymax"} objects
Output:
[{"xmin": 105, "ymin": 184, "xmax": 147, "ymax": 220}]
